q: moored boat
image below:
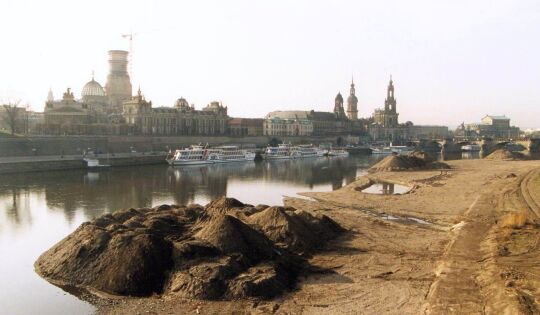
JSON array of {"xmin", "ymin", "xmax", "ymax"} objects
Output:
[
  {"xmin": 83, "ymin": 157, "xmax": 111, "ymax": 168},
  {"xmin": 167, "ymin": 145, "xmax": 256, "ymax": 166},
  {"xmin": 206, "ymin": 146, "xmax": 256, "ymax": 163},
  {"xmin": 265, "ymin": 143, "xmax": 298, "ymax": 160},
  {"xmin": 167, "ymin": 145, "xmax": 213, "ymax": 166},
  {"xmin": 295, "ymin": 144, "xmax": 327, "ymax": 158},
  {"xmin": 264, "ymin": 143, "xmax": 325, "ymax": 160}
]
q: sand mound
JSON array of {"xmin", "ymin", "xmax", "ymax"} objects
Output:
[
  {"xmin": 205, "ymin": 197, "xmax": 246, "ymax": 215},
  {"xmin": 35, "ymin": 198, "xmax": 342, "ymax": 301},
  {"xmin": 485, "ymin": 149, "xmax": 527, "ymax": 161},
  {"xmin": 248, "ymin": 206, "xmax": 343, "ymax": 254},
  {"xmin": 369, "ymin": 153, "xmax": 449, "ymax": 172},
  {"xmin": 35, "ymin": 223, "xmax": 173, "ymax": 296},
  {"xmin": 195, "ymin": 214, "xmax": 275, "ymax": 262}
]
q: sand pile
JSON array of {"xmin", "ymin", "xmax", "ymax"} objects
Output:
[
  {"xmin": 369, "ymin": 152, "xmax": 449, "ymax": 172},
  {"xmin": 35, "ymin": 197, "xmax": 342, "ymax": 300},
  {"xmin": 248, "ymin": 206, "xmax": 343, "ymax": 254},
  {"xmin": 485, "ymin": 149, "xmax": 527, "ymax": 161}
]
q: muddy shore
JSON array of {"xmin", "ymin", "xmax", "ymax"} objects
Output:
[{"xmin": 40, "ymin": 158, "xmax": 540, "ymax": 314}]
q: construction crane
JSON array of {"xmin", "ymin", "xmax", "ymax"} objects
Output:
[{"xmin": 121, "ymin": 32, "xmax": 136, "ymax": 81}]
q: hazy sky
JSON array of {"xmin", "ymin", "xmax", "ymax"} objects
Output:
[{"xmin": 1, "ymin": 0, "xmax": 539, "ymax": 128}]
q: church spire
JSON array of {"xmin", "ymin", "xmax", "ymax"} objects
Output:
[{"xmin": 47, "ymin": 87, "xmax": 54, "ymax": 102}]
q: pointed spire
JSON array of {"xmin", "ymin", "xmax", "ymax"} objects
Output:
[
  {"xmin": 91, "ymin": 70, "xmax": 95, "ymax": 81},
  {"xmin": 47, "ymin": 87, "xmax": 54, "ymax": 102}
]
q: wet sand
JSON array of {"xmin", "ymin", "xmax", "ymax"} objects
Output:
[{"xmin": 98, "ymin": 159, "xmax": 540, "ymax": 314}]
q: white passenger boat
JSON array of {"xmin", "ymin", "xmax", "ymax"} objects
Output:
[
  {"xmin": 461, "ymin": 144, "xmax": 481, "ymax": 152},
  {"xmin": 206, "ymin": 146, "xmax": 256, "ymax": 163},
  {"xmin": 83, "ymin": 157, "xmax": 110, "ymax": 168},
  {"xmin": 327, "ymin": 148, "xmax": 349, "ymax": 157},
  {"xmin": 265, "ymin": 144, "xmax": 325, "ymax": 160},
  {"xmin": 265, "ymin": 144, "xmax": 299, "ymax": 160},
  {"xmin": 295, "ymin": 145, "xmax": 327, "ymax": 158},
  {"xmin": 167, "ymin": 145, "xmax": 213, "ymax": 166}
]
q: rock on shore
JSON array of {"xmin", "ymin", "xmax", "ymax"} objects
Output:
[{"xmin": 35, "ymin": 197, "xmax": 343, "ymax": 300}]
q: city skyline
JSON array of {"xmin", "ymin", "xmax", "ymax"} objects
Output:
[{"xmin": 1, "ymin": 0, "xmax": 539, "ymax": 128}]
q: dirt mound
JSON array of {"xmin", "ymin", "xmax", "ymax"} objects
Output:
[
  {"xmin": 485, "ymin": 149, "xmax": 528, "ymax": 161},
  {"xmin": 248, "ymin": 206, "xmax": 343, "ymax": 254},
  {"xmin": 195, "ymin": 214, "xmax": 275, "ymax": 262},
  {"xmin": 35, "ymin": 198, "xmax": 342, "ymax": 301},
  {"xmin": 369, "ymin": 154, "xmax": 449, "ymax": 172},
  {"xmin": 35, "ymin": 222, "xmax": 173, "ymax": 296},
  {"xmin": 205, "ymin": 197, "xmax": 252, "ymax": 216}
]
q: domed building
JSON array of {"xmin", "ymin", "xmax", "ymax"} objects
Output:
[{"xmin": 81, "ymin": 76, "xmax": 108, "ymax": 112}]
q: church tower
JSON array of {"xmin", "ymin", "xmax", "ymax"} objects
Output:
[
  {"xmin": 385, "ymin": 76, "xmax": 396, "ymax": 113},
  {"xmin": 383, "ymin": 76, "xmax": 398, "ymax": 127},
  {"xmin": 346, "ymin": 78, "xmax": 358, "ymax": 120},
  {"xmin": 334, "ymin": 92, "xmax": 346, "ymax": 119}
]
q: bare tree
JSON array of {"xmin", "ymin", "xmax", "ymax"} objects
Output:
[{"xmin": 1, "ymin": 100, "xmax": 21, "ymax": 135}]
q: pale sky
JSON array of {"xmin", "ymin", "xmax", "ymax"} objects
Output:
[{"xmin": 1, "ymin": 0, "xmax": 539, "ymax": 128}]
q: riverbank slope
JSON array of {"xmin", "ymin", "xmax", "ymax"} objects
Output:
[{"xmin": 92, "ymin": 159, "xmax": 540, "ymax": 314}]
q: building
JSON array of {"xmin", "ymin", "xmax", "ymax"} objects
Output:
[
  {"xmin": 228, "ymin": 118, "xmax": 264, "ymax": 136},
  {"xmin": 37, "ymin": 50, "xmax": 132, "ymax": 134},
  {"xmin": 456, "ymin": 115, "xmax": 520, "ymax": 140},
  {"xmin": 44, "ymin": 88, "xmax": 96, "ymax": 125},
  {"xmin": 105, "ymin": 50, "xmax": 132, "ymax": 111},
  {"xmin": 262, "ymin": 77, "xmax": 369, "ymax": 137},
  {"xmin": 406, "ymin": 124, "xmax": 449, "ymax": 140},
  {"xmin": 263, "ymin": 111, "xmax": 314, "ymax": 136},
  {"xmin": 346, "ymin": 79, "xmax": 358, "ymax": 120},
  {"xmin": 81, "ymin": 75, "xmax": 109, "ymax": 116},
  {"xmin": 122, "ymin": 90, "xmax": 229, "ymax": 136},
  {"xmin": 369, "ymin": 77, "xmax": 403, "ymax": 141}
]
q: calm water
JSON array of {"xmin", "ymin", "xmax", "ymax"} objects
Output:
[{"xmin": 0, "ymin": 155, "xmax": 383, "ymax": 315}]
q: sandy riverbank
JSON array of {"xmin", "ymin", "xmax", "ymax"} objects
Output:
[{"xmin": 68, "ymin": 158, "xmax": 540, "ymax": 314}]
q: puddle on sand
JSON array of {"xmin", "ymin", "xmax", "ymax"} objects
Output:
[
  {"xmin": 360, "ymin": 182, "xmax": 410, "ymax": 195},
  {"xmin": 382, "ymin": 214, "xmax": 431, "ymax": 225}
]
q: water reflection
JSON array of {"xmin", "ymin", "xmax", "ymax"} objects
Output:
[
  {"xmin": 361, "ymin": 182, "xmax": 411, "ymax": 195},
  {"xmin": 0, "ymin": 155, "xmax": 381, "ymax": 315}
]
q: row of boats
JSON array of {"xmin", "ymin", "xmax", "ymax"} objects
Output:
[{"xmin": 166, "ymin": 144, "xmax": 349, "ymax": 166}]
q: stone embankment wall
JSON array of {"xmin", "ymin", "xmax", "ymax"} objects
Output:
[
  {"xmin": 0, "ymin": 154, "xmax": 166, "ymax": 174},
  {"xmin": 0, "ymin": 135, "xmax": 341, "ymax": 157}
]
